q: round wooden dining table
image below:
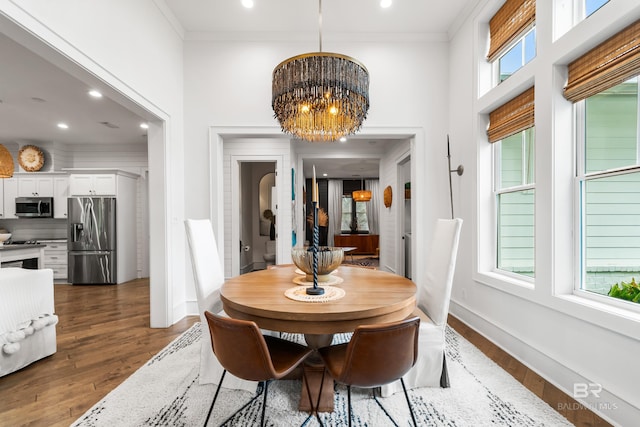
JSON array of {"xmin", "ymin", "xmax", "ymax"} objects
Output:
[
  {"xmin": 220, "ymin": 264, "xmax": 417, "ymax": 335},
  {"xmin": 220, "ymin": 264, "xmax": 417, "ymax": 413}
]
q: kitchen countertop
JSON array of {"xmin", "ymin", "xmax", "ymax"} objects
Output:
[{"xmin": 0, "ymin": 244, "xmax": 47, "ymax": 250}]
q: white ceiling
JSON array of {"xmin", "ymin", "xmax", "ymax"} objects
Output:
[
  {"xmin": 0, "ymin": 0, "xmax": 476, "ymax": 173},
  {"xmin": 164, "ymin": 0, "xmax": 476, "ymax": 37},
  {"xmin": 0, "ymin": 33, "xmax": 149, "ymax": 146}
]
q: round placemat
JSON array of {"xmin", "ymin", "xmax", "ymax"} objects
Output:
[
  {"xmin": 284, "ymin": 285, "xmax": 345, "ymax": 302},
  {"xmin": 293, "ymin": 275, "xmax": 344, "ymax": 286}
]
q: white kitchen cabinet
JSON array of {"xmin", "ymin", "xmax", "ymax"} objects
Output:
[
  {"xmin": 40, "ymin": 239, "xmax": 68, "ymax": 280},
  {"xmin": 18, "ymin": 176, "xmax": 54, "ymax": 197},
  {"xmin": 1, "ymin": 178, "xmax": 18, "ymax": 219},
  {"xmin": 68, "ymin": 174, "xmax": 116, "ymax": 196},
  {"xmin": 53, "ymin": 176, "xmax": 69, "ymax": 219}
]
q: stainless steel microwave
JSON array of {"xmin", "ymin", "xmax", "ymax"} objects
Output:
[{"xmin": 15, "ymin": 197, "xmax": 54, "ymax": 218}]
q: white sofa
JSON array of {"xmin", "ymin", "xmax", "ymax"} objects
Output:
[{"xmin": 0, "ymin": 268, "xmax": 57, "ymax": 377}]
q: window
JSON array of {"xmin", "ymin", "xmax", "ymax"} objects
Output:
[
  {"xmin": 487, "ymin": 0, "xmax": 536, "ymax": 84},
  {"xmin": 565, "ymin": 19, "xmax": 640, "ymax": 304},
  {"xmin": 495, "ymin": 129, "xmax": 535, "ymax": 277},
  {"xmin": 498, "ymin": 27, "xmax": 536, "ymax": 82},
  {"xmin": 488, "ymin": 87, "xmax": 535, "ymax": 279},
  {"xmin": 577, "ymin": 78, "xmax": 640, "ymax": 298},
  {"xmin": 341, "ymin": 196, "xmax": 369, "ymax": 233},
  {"xmin": 583, "ymin": 0, "xmax": 608, "ymax": 19}
]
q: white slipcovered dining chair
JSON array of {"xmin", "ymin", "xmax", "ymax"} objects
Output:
[
  {"xmin": 184, "ymin": 219, "xmax": 257, "ymax": 393},
  {"xmin": 381, "ymin": 218, "xmax": 463, "ymax": 397}
]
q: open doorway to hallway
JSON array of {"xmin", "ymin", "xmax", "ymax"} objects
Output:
[{"xmin": 238, "ymin": 161, "xmax": 277, "ymax": 274}]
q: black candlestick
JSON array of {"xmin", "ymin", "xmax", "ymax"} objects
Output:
[{"xmin": 306, "ymin": 201, "xmax": 324, "ymax": 295}]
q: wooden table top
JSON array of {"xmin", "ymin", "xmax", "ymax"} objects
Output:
[{"xmin": 221, "ymin": 265, "xmax": 416, "ymax": 334}]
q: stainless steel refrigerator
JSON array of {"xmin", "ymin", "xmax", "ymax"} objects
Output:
[{"xmin": 67, "ymin": 197, "xmax": 117, "ymax": 284}]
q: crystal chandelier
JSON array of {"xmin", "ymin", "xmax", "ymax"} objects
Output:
[{"xmin": 271, "ymin": 0, "xmax": 369, "ymax": 142}]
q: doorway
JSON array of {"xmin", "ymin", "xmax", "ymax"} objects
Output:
[
  {"xmin": 224, "ymin": 142, "xmax": 290, "ymax": 278},
  {"xmin": 398, "ymin": 154, "xmax": 412, "ymax": 279},
  {"xmin": 237, "ymin": 162, "xmax": 277, "ymax": 274}
]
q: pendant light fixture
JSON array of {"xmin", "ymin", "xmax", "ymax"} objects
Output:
[
  {"xmin": 271, "ymin": 0, "xmax": 370, "ymax": 142},
  {"xmin": 352, "ymin": 178, "xmax": 371, "ymax": 202}
]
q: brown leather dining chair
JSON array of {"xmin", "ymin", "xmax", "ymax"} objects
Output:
[
  {"xmin": 203, "ymin": 311, "xmax": 313, "ymax": 427},
  {"xmin": 318, "ymin": 317, "xmax": 421, "ymax": 427}
]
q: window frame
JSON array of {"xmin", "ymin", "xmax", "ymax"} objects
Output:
[
  {"xmin": 492, "ymin": 24, "xmax": 536, "ymax": 85},
  {"xmin": 573, "ymin": 82, "xmax": 640, "ymax": 311},
  {"xmin": 493, "ymin": 128, "xmax": 536, "ymax": 281},
  {"xmin": 340, "ymin": 195, "xmax": 370, "ymax": 234}
]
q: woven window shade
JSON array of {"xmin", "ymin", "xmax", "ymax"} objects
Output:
[
  {"xmin": 487, "ymin": 0, "xmax": 536, "ymax": 62},
  {"xmin": 487, "ymin": 86, "xmax": 535, "ymax": 143},
  {"xmin": 564, "ymin": 19, "xmax": 640, "ymax": 102}
]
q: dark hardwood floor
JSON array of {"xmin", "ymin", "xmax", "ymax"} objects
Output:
[
  {"xmin": 0, "ymin": 279, "xmax": 197, "ymax": 427},
  {"xmin": 0, "ymin": 278, "xmax": 610, "ymax": 426}
]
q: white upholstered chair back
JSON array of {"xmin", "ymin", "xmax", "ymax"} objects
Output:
[
  {"xmin": 185, "ymin": 219, "xmax": 224, "ymax": 317},
  {"xmin": 381, "ymin": 218, "xmax": 463, "ymax": 397},
  {"xmin": 417, "ymin": 218, "xmax": 463, "ymax": 326},
  {"xmin": 185, "ymin": 219, "xmax": 257, "ymax": 392}
]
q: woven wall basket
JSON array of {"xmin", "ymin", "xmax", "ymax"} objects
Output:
[
  {"xmin": 383, "ymin": 185, "xmax": 392, "ymax": 208},
  {"xmin": 0, "ymin": 144, "xmax": 15, "ymax": 178}
]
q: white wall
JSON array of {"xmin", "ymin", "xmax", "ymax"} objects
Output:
[
  {"xmin": 0, "ymin": 0, "xmax": 185, "ymax": 326},
  {"xmin": 449, "ymin": 1, "xmax": 640, "ymax": 425},
  {"xmin": 185, "ymin": 37, "xmax": 453, "ymax": 292}
]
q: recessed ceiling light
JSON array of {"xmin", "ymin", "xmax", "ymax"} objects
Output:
[
  {"xmin": 339, "ymin": 137, "xmax": 347, "ymax": 143},
  {"xmin": 57, "ymin": 123, "xmax": 69, "ymax": 129},
  {"xmin": 322, "ymin": 173, "xmax": 328, "ymax": 177},
  {"xmin": 140, "ymin": 123, "xmax": 149, "ymax": 129},
  {"xmin": 88, "ymin": 90, "xmax": 103, "ymax": 98},
  {"xmin": 241, "ymin": 0, "xmax": 254, "ymax": 8},
  {"xmin": 380, "ymin": 0, "xmax": 392, "ymax": 8}
]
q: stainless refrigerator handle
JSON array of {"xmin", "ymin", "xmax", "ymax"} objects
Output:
[{"xmin": 69, "ymin": 250, "xmax": 111, "ymax": 256}]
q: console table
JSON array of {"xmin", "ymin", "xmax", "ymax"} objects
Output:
[{"xmin": 333, "ymin": 234, "xmax": 379, "ymax": 255}]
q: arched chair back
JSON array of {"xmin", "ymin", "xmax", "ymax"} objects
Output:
[
  {"xmin": 203, "ymin": 311, "xmax": 312, "ymax": 426},
  {"xmin": 319, "ymin": 317, "xmax": 420, "ymax": 426}
]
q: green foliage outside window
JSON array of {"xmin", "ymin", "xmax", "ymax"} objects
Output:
[{"xmin": 608, "ymin": 278, "xmax": 640, "ymax": 303}]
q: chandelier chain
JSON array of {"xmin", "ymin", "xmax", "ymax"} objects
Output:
[{"xmin": 318, "ymin": 0, "xmax": 322, "ymax": 52}]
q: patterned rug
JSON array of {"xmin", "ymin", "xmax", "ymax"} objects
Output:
[
  {"xmin": 342, "ymin": 257, "xmax": 379, "ymax": 268},
  {"xmin": 71, "ymin": 324, "xmax": 571, "ymax": 427}
]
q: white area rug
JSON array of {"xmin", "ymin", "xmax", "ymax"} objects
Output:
[{"xmin": 71, "ymin": 323, "xmax": 571, "ymax": 426}]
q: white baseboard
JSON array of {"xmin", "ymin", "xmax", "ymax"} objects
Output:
[{"xmin": 449, "ymin": 300, "xmax": 637, "ymax": 427}]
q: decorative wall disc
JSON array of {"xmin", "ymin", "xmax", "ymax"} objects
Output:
[
  {"xmin": 18, "ymin": 145, "xmax": 44, "ymax": 172},
  {"xmin": 383, "ymin": 185, "xmax": 393, "ymax": 208}
]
